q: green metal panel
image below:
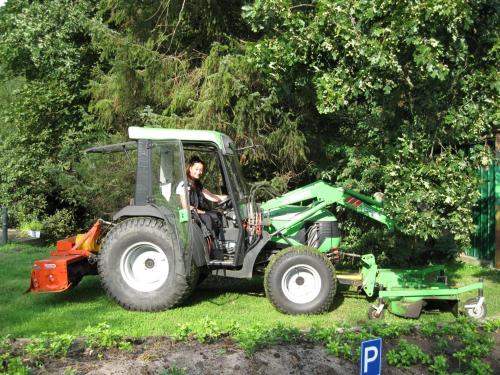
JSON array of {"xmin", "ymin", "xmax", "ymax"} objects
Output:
[
  {"xmin": 497, "ymin": 153, "xmax": 500, "ymax": 207},
  {"xmin": 468, "ymin": 163, "xmax": 496, "ymax": 261},
  {"xmin": 128, "ymin": 127, "xmax": 227, "ymax": 153},
  {"xmin": 261, "ymin": 180, "xmax": 394, "ymax": 229},
  {"xmin": 496, "ymin": 141, "xmax": 500, "ymax": 268}
]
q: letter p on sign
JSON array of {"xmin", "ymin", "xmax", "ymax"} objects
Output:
[{"xmin": 360, "ymin": 338, "xmax": 382, "ymax": 375}]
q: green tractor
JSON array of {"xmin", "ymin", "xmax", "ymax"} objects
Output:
[{"xmin": 29, "ymin": 127, "xmax": 486, "ymax": 319}]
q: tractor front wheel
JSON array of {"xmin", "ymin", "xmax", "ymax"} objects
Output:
[
  {"xmin": 98, "ymin": 217, "xmax": 189, "ymax": 311},
  {"xmin": 264, "ymin": 247, "xmax": 337, "ymax": 315}
]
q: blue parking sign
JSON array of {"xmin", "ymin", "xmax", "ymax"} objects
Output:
[{"xmin": 360, "ymin": 338, "xmax": 382, "ymax": 375}]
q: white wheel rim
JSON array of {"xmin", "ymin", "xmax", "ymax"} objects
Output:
[
  {"xmin": 281, "ymin": 264, "xmax": 322, "ymax": 304},
  {"xmin": 467, "ymin": 305, "xmax": 483, "ymax": 318},
  {"xmin": 120, "ymin": 242, "xmax": 169, "ymax": 292}
]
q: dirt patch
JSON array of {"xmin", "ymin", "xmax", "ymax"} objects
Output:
[
  {"xmin": 18, "ymin": 331, "xmax": 498, "ymax": 375},
  {"xmin": 32, "ymin": 337, "xmax": 357, "ymax": 375}
]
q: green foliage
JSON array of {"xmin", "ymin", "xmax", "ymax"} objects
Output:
[
  {"xmin": 173, "ymin": 320, "xmax": 302, "ymax": 353},
  {"xmin": 386, "ymin": 339, "xmax": 431, "ymax": 368},
  {"xmin": 0, "ymin": 0, "xmax": 101, "ymax": 231},
  {"xmin": 172, "ymin": 318, "xmax": 240, "ymax": 343},
  {"xmin": 0, "ymin": 355, "xmax": 30, "ymax": 375},
  {"xmin": 0, "ymin": 336, "xmax": 11, "ymax": 352},
  {"xmin": 326, "ymin": 339, "xmax": 353, "ymax": 360},
  {"xmin": 25, "ymin": 332, "xmax": 75, "ymax": 361},
  {"xmin": 63, "ymin": 368, "xmax": 79, "ymax": 375},
  {"xmin": 428, "ymin": 354, "xmax": 448, "ymax": 375},
  {"xmin": 159, "ymin": 366, "xmax": 188, "ymax": 375},
  {"xmin": 40, "ymin": 209, "xmax": 77, "ymax": 242},
  {"xmin": 468, "ymin": 358, "xmax": 493, "ymax": 375},
  {"xmin": 242, "ymin": 0, "xmax": 498, "ymax": 257},
  {"xmin": 321, "ymin": 328, "xmax": 376, "ymax": 361},
  {"xmin": 83, "ymin": 323, "xmax": 131, "ymax": 351},
  {"xmin": 419, "ymin": 318, "xmax": 496, "ymax": 373},
  {"xmin": 19, "ymin": 220, "xmax": 43, "ymax": 234},
  {"xmin": 308, "ymin": 324, "xmax": 337, "ymax": 343},
  {"xmin": 0, "ymin": 336, "xmax": 17, "ymax": 374},
  {"xmin": 233, "ymin": 324, "xmax": 301, "ymax": 353},
  {"xmin": 308, "ymin": 319, "xmax": 497, "ymax": 374},
  {"xmin": 367, "ymin": 322, "xmax": 415, "ymax": 338},
  {"xmin": 483, "ymin": 318, "xmax": 500, "ymax": 333}
]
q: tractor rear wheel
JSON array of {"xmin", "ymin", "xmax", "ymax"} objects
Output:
[
  {"xmin": 98, "ymin": 217, "xmax": 189, "ymax": 311},
  {"xmin": 264, "ymin": 247, "xmax": 337, "ymax": 315}
]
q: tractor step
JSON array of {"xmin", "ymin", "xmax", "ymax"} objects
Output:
[{"xmin": 208, "ymin": 260, "xmax": 234, "ymax": 267}]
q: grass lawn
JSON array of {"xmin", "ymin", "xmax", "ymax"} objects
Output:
[{"xmin": 1, "ymin": 242, "xmax": 499, "ymax": 338}]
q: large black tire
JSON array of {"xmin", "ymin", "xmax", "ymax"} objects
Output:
[
  {"xmin": 264, "ymin": 247, "xmax": 337, "ymax": 315},
  {"xmin": 98, "ymin": 217, "xmax": 189, "ymax": 311},
  {"xmin": 179, "ymin": 263, "xmax": 200, "ymax": 304}
]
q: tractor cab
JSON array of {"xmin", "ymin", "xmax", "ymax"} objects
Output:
[{"xmin": 88, "ymin": 127, "xmax": 258, "ymax": 272}]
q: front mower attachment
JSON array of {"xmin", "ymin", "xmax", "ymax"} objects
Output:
[
  {"xmin": 375, "ymin": 266, "xmax": 485, "ymax": 319},
  {"xmin": 338, "ymin": 253, "xmax": 486, "ymax": 320},
  {"xmin": 28, "ymin": 220, "xmax": 102, "ymax": 293}
]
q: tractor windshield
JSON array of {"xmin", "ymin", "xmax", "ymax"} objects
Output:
[{"xmin": 224, "ymin": 152, "xmax": 249, "ymax": 200}]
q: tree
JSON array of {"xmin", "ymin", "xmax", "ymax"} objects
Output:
[
  {"xmin": 88, "ymin": 0, "xmax": 309, "ymax": 186},
  {"xmin": 0, "ymin": 0, "xmax": 100, "ymax": 236},
  {"xmin": 242, "ymin": 0, "xmax": 498, "ymax": 258}
]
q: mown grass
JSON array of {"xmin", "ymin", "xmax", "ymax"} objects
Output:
[{"xmin": 0, "ymin": 242, "xmax": 498, "ymax": 338}]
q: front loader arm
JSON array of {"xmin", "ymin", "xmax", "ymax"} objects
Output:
[{"xmin": 261, "ymin": 181, "xmax": 394, "ymax": 230}]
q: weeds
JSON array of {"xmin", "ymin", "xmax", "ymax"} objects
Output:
[
  {"xmin": 172, "ymin": 318, "xmax": 239, "ymax": 343},
  {"xmin": 0, "ymin": 335, "xmax": 30, "ymax": 374},
  {"xmin": 233, "ymin": 324, "xmax": 302, "ymax": 354},
  {"xmin": 428, "ymin": 354, "xmax": 448, "ymax": 375},
  {"xmin": 468, "ymin": 358, "xmax": 493, "ymax": 375},
  {"xmin": 308, "ymin": 324, "xmax": 337, "ymax": 343},
  {"xmin": 63, "ymin": 367, "xmax": 79, "ymax": 375},
  {"xmin": 0, "ymin": 336, "xmax": 11, "ymax": 352},
  {"xmin": 483, "ymin": 318, "xmax": 500, "ymax": 333},
  {"xmin": 434, "ymin": 336, "xmax": 448, "ymax": 351},
  {"xmin": 326, "ymin": 339, "xmax": 352, "ymax": 359},
  {"xmin": 160, "ymin": 366, "xmax": 188, "ymax": 375},
  {"xmin": 308, "ymin": 318, "xmax": 497, "ymax": 374},
  {"xmin": 386, "ymin": 339, "xmax": 431, "ymax": 368},
  {"xmin": 0, "ymin": 316, "xmax": 498, "ymax": 374},
  {"xmin": 25, "ymin": 332, "xmax": 75, "ymax": 362},
  {"xmin": 367, "ymin": 321, "xmax": 415, "ymax": 338},
  {"xmin": 0, "ymin": 355, "xmax": 30, "ymax": 375},
  {"xmin": 83, "ymin": 323, "xmax": 132, "ymax": 351}
]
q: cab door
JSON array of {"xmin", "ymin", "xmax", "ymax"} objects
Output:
[{"xmin": 151, "ymin": 141, "xmax": 196, "ymax": 270}]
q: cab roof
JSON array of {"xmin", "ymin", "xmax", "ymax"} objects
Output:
[{"xmin": 128, "ymin": 127, "xmax": 233, "ymax": 154}]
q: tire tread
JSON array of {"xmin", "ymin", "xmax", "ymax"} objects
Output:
[
  {"xmin": 98, "ymin": 217, "xmax": 189, "ymax": 312},
  {"xmin": 264, "ymin": 246, "xmax": 337, "ymax": 315}
]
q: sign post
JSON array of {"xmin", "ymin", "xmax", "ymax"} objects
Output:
[
  {"xmin": 360, "ymin": 337, "xmax": 382, "ymax": 375},
  {"xmin": 1, "ymin": 207, "xmax": 7, "ymax": 245}
]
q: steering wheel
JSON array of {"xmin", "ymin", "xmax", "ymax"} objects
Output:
[{"xmin": 213, "ymin": 197, "xmax": 232, "ymax": 210}]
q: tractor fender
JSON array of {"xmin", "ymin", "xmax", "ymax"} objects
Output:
[{"xmin": 113, "ymin": 205, "xmax": 166, "ymax": 221}]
